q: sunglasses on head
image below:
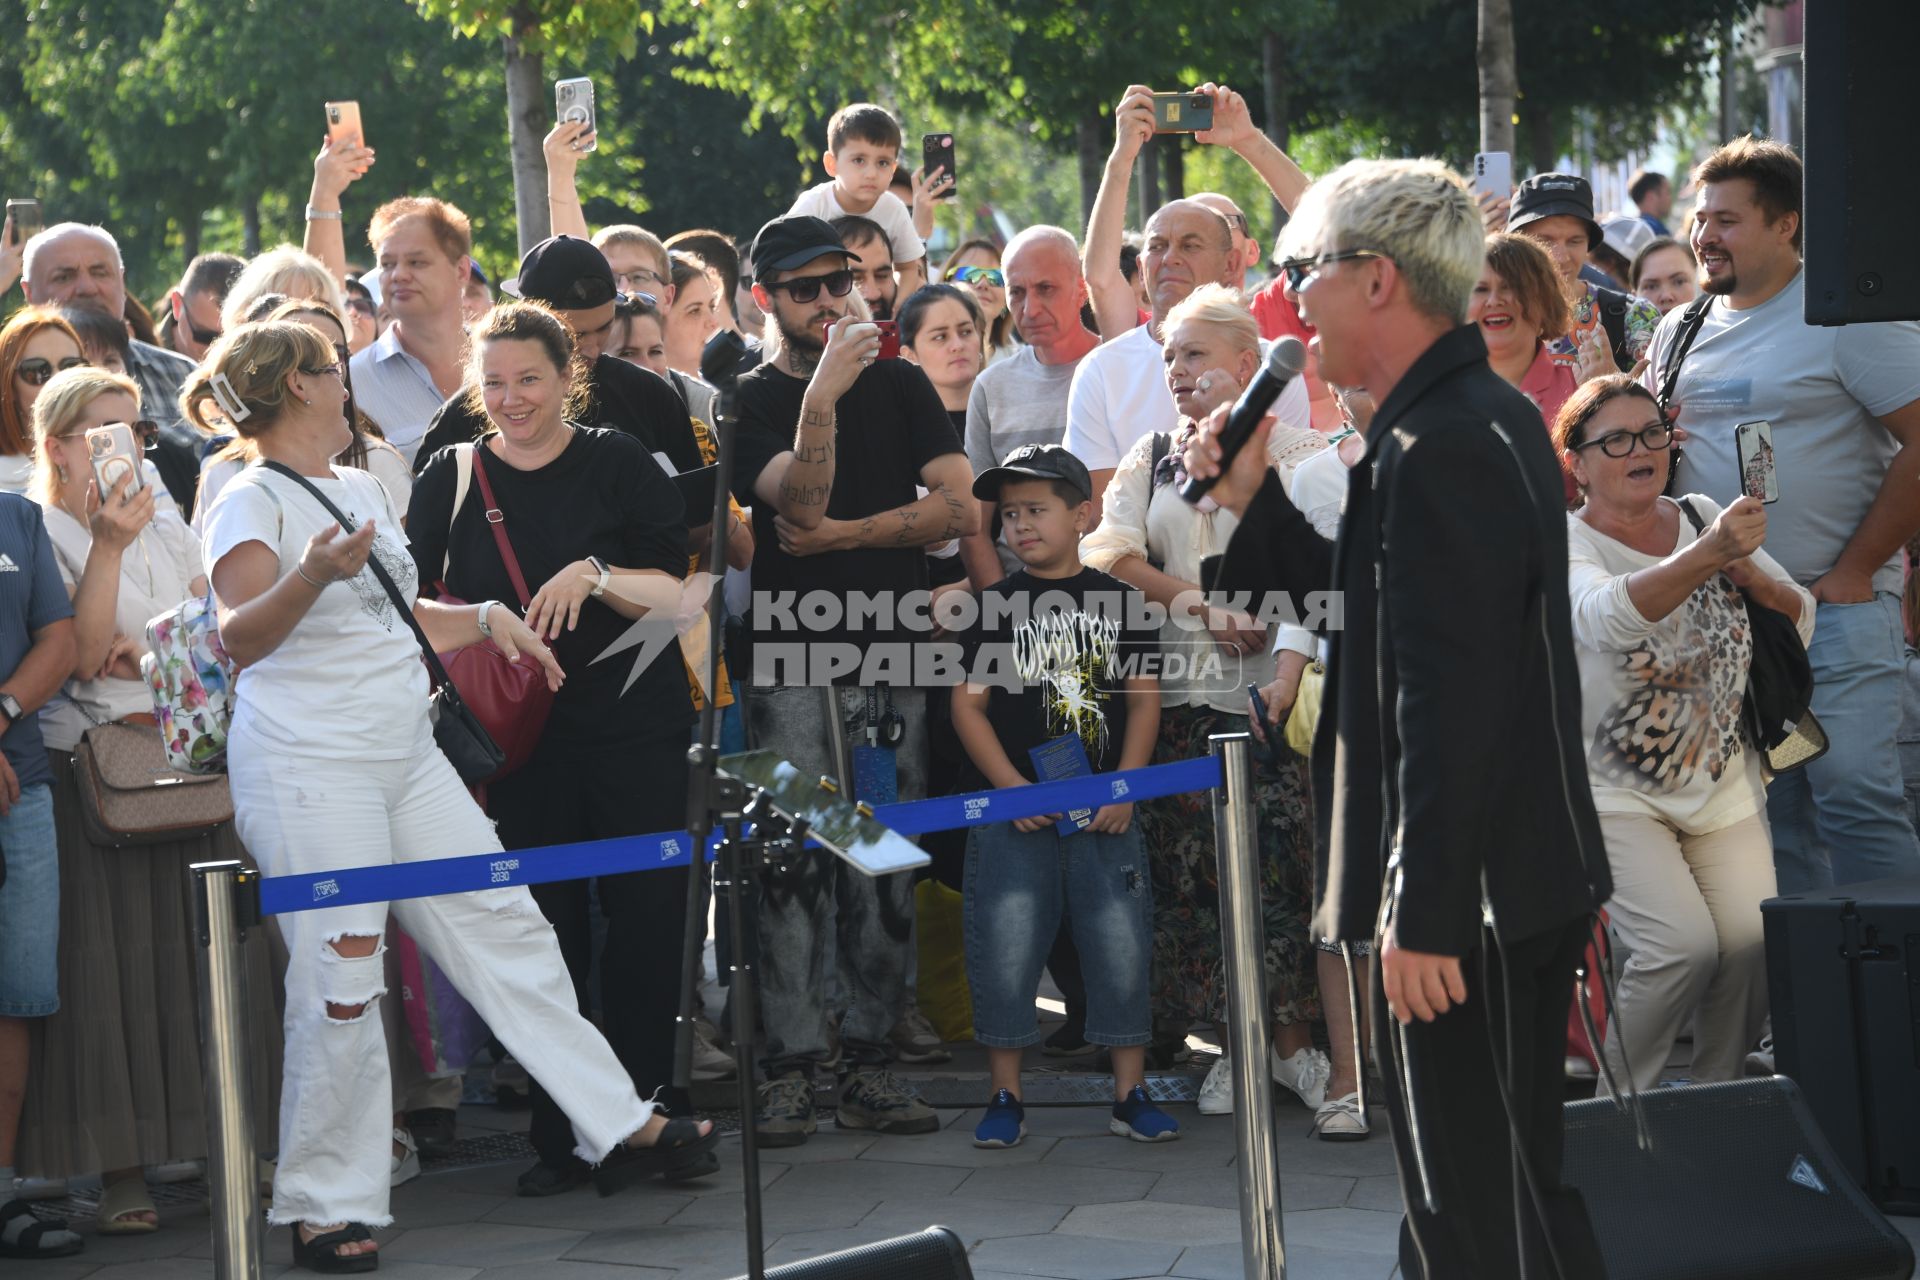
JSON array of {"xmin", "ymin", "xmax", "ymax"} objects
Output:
[
  {"xmin": 16, "ymin": 355, "xmax": 87, "ymax": 386},
  {"xmin": 946, "ymin": 265, "xmax": 1005, "ymax": 288},
  {"xmin": 761, "ymin": 269, "xmax": 855, "ymax": 304}
]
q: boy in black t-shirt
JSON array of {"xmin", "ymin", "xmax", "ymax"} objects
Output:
[{"xmin": 952, "ymin": 444, "xmax": 1176, "ymax": 1148}]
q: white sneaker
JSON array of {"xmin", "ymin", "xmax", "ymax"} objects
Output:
[
  {"xmin": 1270, "ymin": 1046, "xmax": 1331, "ymax": 1109},
  {"xmin": 1197, "ymin": 1055, "xmax": 1235, "ymax": 1116},
  {"xmin": 692, "ymin": 1029, "xmax": 738, "ymax": 1081},
  {"xmin": 1312, "ymin": 1092, "xmax": 1370, "ymax": 1141},
  {"xmin": 390, "ymin": 1127, "xmax": 421, "ymax": 1187},
  {"xmin": 1745, "ymin": 1033, "xmax": 1775, "ymax": 1077}
]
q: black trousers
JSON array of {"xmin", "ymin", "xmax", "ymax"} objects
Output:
[
  {"xmin": 1374, "ymin": 917, "xmax": 1606, "ymax": 1280},
  {"xmin": 488, "ymin": 732, "xmax": 694, "ymax": 1168}
]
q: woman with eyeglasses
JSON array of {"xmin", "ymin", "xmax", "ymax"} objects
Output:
[
  {"xmin": 940, "ymin": 239, "xmax": 1014, "ymax": 365},
  {"xmin": 0, "ymin": 308, "xmax": 88, "ymax": 495},
  {"xmin": 1557, "ymin": 375, "xmax": 1812, "ymax": 1095},
  {"xmin": 12, "ymin": 366, "xmax": 283, "ymax": 1240}
]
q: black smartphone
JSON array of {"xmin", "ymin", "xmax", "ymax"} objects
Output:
[
  {"xmin": 1152, "ymin": 91, "xmax": 1214, "ymax": 134},
  {"xmin": 1246, "ymin": 683, "xmax": 1281, "ymax": 766},
  {"xmin": 921, "ymin": 132, "xmax": 956, "ymax": 198}
]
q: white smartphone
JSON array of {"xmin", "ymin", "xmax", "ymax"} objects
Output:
[
  {"xmin": 555, "ymin": 77, "xmax": 596, "ymax": 151},
  {"xmin": 86, "ymin": 423, "xmax": 145, "ymax": 497},
  {"xmin": 1735, "ymin": 420, "xmax": 1778, "ymax": 504},
  {"xmin": 1473, "ymin": 151, "xmax": 1513, "ymax": 206}
]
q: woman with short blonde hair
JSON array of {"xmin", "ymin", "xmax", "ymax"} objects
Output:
[{"xmin": 220, "ymin": 246, "xmax": 348, "ymax": 332}]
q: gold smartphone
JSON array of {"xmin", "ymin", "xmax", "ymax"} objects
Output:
[{"xmin": 324, "ymin": 100, "xmax": 363, "ymax": 147}]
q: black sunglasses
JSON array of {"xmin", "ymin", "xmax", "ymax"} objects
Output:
[
  {"xmin": 179, "ymin": 308, "xmax": 220, "ymax": 345},
  {"xmin": 1277, "ymin": 248, "xmax": 1389, "ymax": 292},
  {"xmin": 761, "ymin": 269, "xmax": 855, "ymax": 304},
  {"xmin": 16, "ymin": 355, "xmax": 86, "ymax": 385}
]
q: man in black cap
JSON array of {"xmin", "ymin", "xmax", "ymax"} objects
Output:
[
  {"xmin": 411, "ymin": 234, "xmax": 704, "ymax": 483},
  {"xmin": 730, "ymin": 214, "xmax": 978, "ymax": 1147},
  {"xmin": 1507, "ymin": 173, "xmax": 1661, "ymax": 377}
]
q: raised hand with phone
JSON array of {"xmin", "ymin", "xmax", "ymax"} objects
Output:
[{"xmin": 304, "ymin": 102, "xmax": 374, "ymax": 286}]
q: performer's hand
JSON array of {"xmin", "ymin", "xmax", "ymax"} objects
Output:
[{"xmin": 1381, "ymin": 928, "xmax": 1467, "ymax": 1025}]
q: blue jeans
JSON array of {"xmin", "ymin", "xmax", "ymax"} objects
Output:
[
  {"xmin": 963, "ymin": 820, "xmax": 1152, "ymax": 1049},
  {"xmin": 1767, "ymin": 592, "xmax": 1920, "ymax": 893},
  {"xmin": 0, "ymin": 784, "xmax": 60, "ymax": 1016}
]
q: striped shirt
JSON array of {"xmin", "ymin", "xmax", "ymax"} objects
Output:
[{"xmin": 348, "ymin": 324, "xmax": 452, "ymax": 465}]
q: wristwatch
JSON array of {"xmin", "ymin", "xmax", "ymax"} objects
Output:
[
  {"xmin": 588, "ymin": 555, "xmax": 610, "ymax": 598},
  {"xmin": 0, "ymin": 692, "xmax": 22, "ymax": 729},
  {"xmin": 475, "ymin": 600, "xmax": 501, "ymax": 639}
]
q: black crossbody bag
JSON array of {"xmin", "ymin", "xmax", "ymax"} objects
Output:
[{"xmin": 262, "ymin": 462, "xmax": 505, "ymax": 784}]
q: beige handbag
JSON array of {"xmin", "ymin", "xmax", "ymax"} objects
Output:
[{"xmin": 73, "ymin": 720, "xmax": 234, "ymax": 847}]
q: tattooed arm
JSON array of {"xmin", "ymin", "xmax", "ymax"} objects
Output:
[
  {"xmin": 752, "ymin": 316, "xmax": 881, "ymax": 527},
  {"xmin": 772, "ymin": 452, "xmax": 980, "ymax": 556}
]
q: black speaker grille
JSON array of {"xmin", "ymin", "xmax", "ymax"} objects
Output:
[
  {"xmin": 1565, "ymin": 1078, "xmax": 1914, "ymax": 1280},
  {"xmin": 743, "ymin": 1225, "xmax": 974, "ymax": 1280}
]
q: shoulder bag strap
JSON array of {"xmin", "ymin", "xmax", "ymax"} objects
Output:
[
  {"xmin": 258, "ymin": 460, "xmax": 457, "ymax": 690},
  {"xmin": 466, "ymin": 445, "xmax": 535, "ymax": 609},
  {"xmin": 1676, "ymin": 496, "xmax": 1706, "ymax": 535},
  {"xmin": 1655, "ymin": 294, "xmax": 1714, "ymax": 415},
  {"xmin": 441, "ymin": 443, "xmax": 473, "ymax": 585}
]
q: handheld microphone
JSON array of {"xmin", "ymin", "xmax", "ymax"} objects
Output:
[{"xmin": 1178, "ymin": 335, "xmax": 1308, "ymax": 504}]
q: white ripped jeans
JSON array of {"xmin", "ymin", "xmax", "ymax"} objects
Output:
[{"xmin": 229, "ymin": 717, "xmax": 653, "ymax": 1228}]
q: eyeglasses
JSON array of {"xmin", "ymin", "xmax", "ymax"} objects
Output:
[
  {"xmin": 1278, "ymin": 249, "xmax": 1389, "ymax": 292},
  {"xmin": 300, "ymin": 362, "xmax": 345, "ymax": 379},
  {"xmin": 16, "ymin": 356, "xmax": 87, "ymax": 386},
  {"xmin": 614, "ymin": 269, "xmax": 666, "ymax": 292},
  {"xmin": 760, "ymin": 269, "xmax": 855, "ymax": 304},
  {"xmin": 946, "ymin": 265, "xmax": 1005, "ymax": 288},
  {"xmin": 344, "ymin": 296, "xmax": 376, "ymax": 318},
  {"xmin": 1574, "ymin": 421, "xmax": 1674, "ymax": 458}
]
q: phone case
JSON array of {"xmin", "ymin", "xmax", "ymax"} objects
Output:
[
  {"xmin": 324, "ymin": 101, "xmax": 362, "ymax": 146},
  {"xmin": 555, "ymin": 78, "xmax": 596, "ymax": 152},
  {"xmin": 1152, "ymin": 93, "xmax": 1214, "ymax": 133},
  {"xmin": 1473, "ymin": 151, "xmax": 1513, "ymax": 203},
  {"xmin": 1736, "ymin": 420, "xmax": 1779, "ymax": 504},
  {"xmin": 87, "ymin": 424, "xmax": 144, "ymax": 497},
  {"xmin": 921, "ymin": 134, "xmax": 956, "ymax": 192},
  {"xmin": 874, "ymin": 321, "xmax": 901, "ymax": 361}
]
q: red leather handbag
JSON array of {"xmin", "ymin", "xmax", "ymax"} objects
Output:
[{"xmin": 435, "ymin": 443, "xmax": 555, "ymax": 784}]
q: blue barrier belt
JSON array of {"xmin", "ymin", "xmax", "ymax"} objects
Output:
[{"xmin": 257, "ymin": 754, "xmax": 1225, "ymax": 916}]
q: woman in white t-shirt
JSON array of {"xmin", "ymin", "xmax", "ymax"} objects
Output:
[
  {"xmin": 188, "ymin": 320, "xmax": 715, "ymax": 1271},
  {"xmin": 1557, "ymin": 376, "xmax": 1813, "ymax": 1092},
  {"xmin": 14, "ymin": 367, "xmax": 283, "ymax": 1238}
]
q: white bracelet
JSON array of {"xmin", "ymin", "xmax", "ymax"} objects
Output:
[
  {"xmin": 475, "ymin": 600, "xmax": 501, "ymax": 639},
  {"xmin": 304, "ymin": 205, "xmax": 342, "ymax": 222}
]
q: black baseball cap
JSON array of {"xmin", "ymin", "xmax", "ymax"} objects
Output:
[
  {"xmin": 500, "ymin": 235, "xmax": 620, "ymax": 311},
  {"xmin": 1508, "ymin": 173, "xmax": 1605, "ymax": 251},
  {"xmin": 974, "ymin": 443, "xmax": 1093, "ymax": 504},
  {"xmin": 749, "ymin": 215, "xmax": 852, "ymax": 281}
]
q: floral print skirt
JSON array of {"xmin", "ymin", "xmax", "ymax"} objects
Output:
[{"xmin": 1136, "ymin": 703, "xmax": 1321, "ymax": 1028}]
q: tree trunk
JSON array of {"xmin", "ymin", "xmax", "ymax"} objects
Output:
[
  {"xmin": 1077, "ymin": 112, "xmax": 1104, "ymax": 231},
  {"xmin": 504, "ymin": 11, "xmax": 550, "ymax": 257},
  {"xmin": 1163, "ymin": 138, "xmax": 1185, "ymax": 203},
  {"xmin": 242, "ymin": 198, "xmax": 261, "ymax": 257},
  {"xmin": 1477, "ymin": 0, "xmax": 1517, "ymax": 156},
  {"xmin": 1138, "ymin": 136, "xmax": 1160, "ymax": 225},
  {"xmin": 181, "ymin": 216, "xmax": 201, "ymax": 264},
  {"xmin": 1525, "ymin": 102, "xmax": 1557, "ymax": 175},
  {"xmin": 1262, "ymin": 27, "xmax": 1290, "ymax": 233},
  {"xmin": 1718, "ymin": 16, "xmax": 1740, "ymax": 143}
]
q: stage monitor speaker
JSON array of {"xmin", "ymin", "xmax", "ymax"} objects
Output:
[
  {"xmin": 728, "ymin": 1226, "xmax": 974, "ymax": 1280},
  {"xmin": 1764, "ymin": 875, "xmax": 1920, "ymax": 1213},
  {"xmin": 1804, "ymin": 0, "xmax": 1920, "ymax": 324},
  {"xmin": 1562, "ymin": 1077, "xmax": 1914, "ymax": 1280}
]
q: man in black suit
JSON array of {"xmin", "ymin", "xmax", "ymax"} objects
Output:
[{"xmin": 1185, "ymin": 159, "xmax": 1611, "ymax": 1280}]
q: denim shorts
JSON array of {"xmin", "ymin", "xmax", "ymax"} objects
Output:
[
  {"xmin": 0, "ymin": 784, "xmax": 61, "ymax": 1015},
  {"xmin": 963, "ymin": 819, "xmax": 1152, "ymax": 1049}
]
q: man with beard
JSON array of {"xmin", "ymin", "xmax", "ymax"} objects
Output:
[
  {"xmin": 831, "ymin": 215, "xmax": 898, "ymax": 321},
  {"xmin": 728, "ymin": 215, "xmax": 976, "ymax": 1147},
  {"xmin": 1645, "ymin": 136, "xmax": 1920, "ymax": 898}
]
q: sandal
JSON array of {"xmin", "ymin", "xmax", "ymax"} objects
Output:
[
  {"xmin": 290, "ymin": 1222, "xmax": 379, "ymax": 1274},
  {"xmin": 0, "ymin": 1199, "xmax": 85, "ymax": 1259},
  {"xmin": 95, "ymin": 1175, "xmax": 160, "ymax": 1235},
  {"xmin": 592, "ymin": 1117, "xmax": 720, "ymax": 1197}
]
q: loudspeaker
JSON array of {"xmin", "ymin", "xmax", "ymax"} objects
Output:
[
  {"xmin": 1562, "ymin": 1077, "xmax": 1913, "ymax": 1279},
  {"xmin": 1804, "ymin": 0, "xmax": 1920, "ymax": 324},
  {"xmin": 1764, "ymin": 875, "xmax": 1920, "ymax": 1212},
  {"xmin": 728, "ymin": 1226, "xmax": 974, "ymax": 1280}
]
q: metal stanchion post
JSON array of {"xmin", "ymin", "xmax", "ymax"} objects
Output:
[
  {"xmin": 1209, "ymin": 734, "xmax": 1285, "ymax": 1279},
  {"xmin": 193, "ymin": 859, "xmax": 262, "ymax": 1280}
]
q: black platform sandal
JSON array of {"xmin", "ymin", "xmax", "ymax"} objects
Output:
[
  {"xmin": 290, "ymin": 1222, "xmax": 379, "ymax": 1273},
  {"xmin": 0, "ymin": 1199, "xmax": 85, "ymax": 1260},
  {"xmin": 592, "ymin": 1117, "xmax": 721, "ymax": 1197}
]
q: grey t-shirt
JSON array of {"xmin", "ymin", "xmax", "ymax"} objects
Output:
[
  {"xmin": 1648, "ymin": 268, "xmax": 1920, "ymax": 592},
  {"xmin": 965, "ymin": 344, "xmax": 1086, "ymax": 573}
]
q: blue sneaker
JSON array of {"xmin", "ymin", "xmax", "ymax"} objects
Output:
[
  {"xmin": 1110, "ymin": 1085, "xmax": 1181, "ymax": 1143},
  {"xmin": 973, "ymin": 1089, "xmax": 1027, "ymax": 1148}
]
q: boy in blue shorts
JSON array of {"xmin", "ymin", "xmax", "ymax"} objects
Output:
[{"xmin": 951, "ymin": 444, "xmax": 1176, "ymax": 1147}]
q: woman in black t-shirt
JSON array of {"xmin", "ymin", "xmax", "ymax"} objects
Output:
[{"xmin": 408, "ymin": 302, "xmax": 709, "ymax": 1196}]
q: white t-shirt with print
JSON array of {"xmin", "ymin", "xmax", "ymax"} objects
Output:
[
  {"xmin": 203, "ymin": 464, "xmax": 426, "ymax": 761},
  {"xmin": 787, "ymin": 183, "xmax": 928, "ymax": 264}
]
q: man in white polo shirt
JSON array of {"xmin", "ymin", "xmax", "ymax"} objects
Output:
[{"xmin": 349, "ymin": 197, "xmax": 474, "ymax": 465}]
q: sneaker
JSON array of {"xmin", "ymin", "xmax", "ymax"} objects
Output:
[
  {"xmin": 1745, "ymin": 1033, "xmax": 1775, "ymax": 1077},
  {"xmin": 1110, "ymin": 1085, "xmax": 1181, "ymax": 1142},
  {"xmin": 973, "ymin": 1089, "xmax": 1026, "ymax": 1148},
  {"xmin": 755, "ymin": 1072, "xmax": 818, "ymax": 1148},
  {"xmin": 836, "ymin": 1067, "xmax": 940, "ymax": 1135},
  {"xmin": 1312, "ymin": 1092, "xmax": 1371, "ymax": 1141},
  {"xmin": 1043, "ymin": 1022, "xmax": 1096, "ymax": 1059},
  {"xmin": 1564, "ymin": 1055, "xmax": 1597, "ymax": 1082},
  {"xmin": 390, "ymin": 1127, "xmax": 421, "ymax": 1187},
  {"xmin": 888, "ymin": 1008, "xmax": 953, "ymax": 1065},
  {"xmin": 1196, "ymin": 1055, "xmax": 1234, "ymax": 1116},
  {"xmin": 407, "ymin": 1106, "xmax": 458, "ymax": 1158},
  {"xmin": 1270, "ymin": 1046, "xmax": 1331, "ymax": 1109},
  {"xmin": 691, "ymin": 1031, "xmax": 737, "ymax": 1082}
]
